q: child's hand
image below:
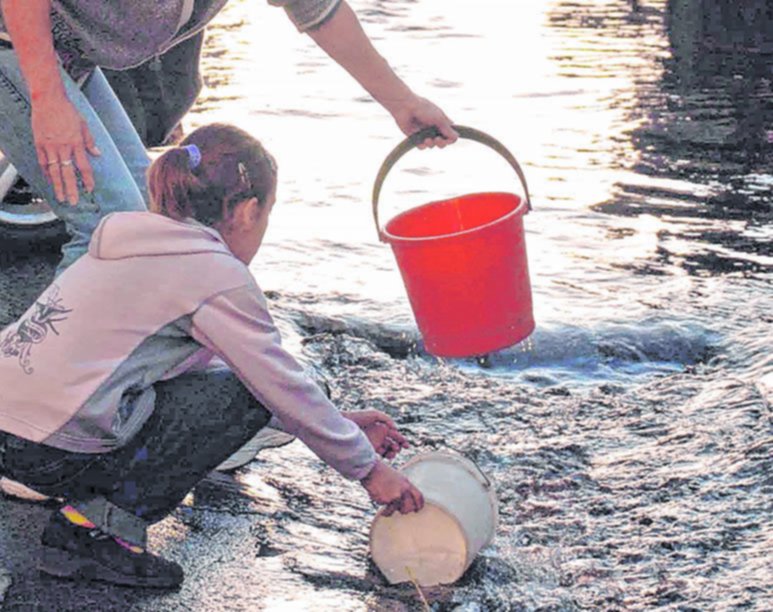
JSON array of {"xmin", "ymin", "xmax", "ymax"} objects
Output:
[
  {"xmin": 360, "ymin": 460, "xmax": 424, "ymax": 516},
  {"xmin": 344, "ymin": 410, "xmax": 410, "ymax": 459}
]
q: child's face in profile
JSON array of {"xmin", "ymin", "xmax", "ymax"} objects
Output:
[
  {"xmin": 251, "ymin": 183, "xmax": 276, "ymax": 257},
  {"xmin": 228, "ymin": 181, "xmax": 276, "ymax": 265}
]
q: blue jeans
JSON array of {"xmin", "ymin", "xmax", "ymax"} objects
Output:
[{"xmin": 0, "ymin": 48, "xmax": 149, "ymax": 273}]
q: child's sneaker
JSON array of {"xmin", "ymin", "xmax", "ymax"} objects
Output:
[
  {"xmin": 216, "ymin": 426, "xmax": 295, "ymax": 472},
  {"xmin": 39, "ymin": 511, "xmax": 183, "ymax": 589},
  {"xmin": 0, "ymin": 477, "xmax": 52, "ymax": 502}
]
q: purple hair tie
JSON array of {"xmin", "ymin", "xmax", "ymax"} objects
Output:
[{"xmin": 183, "ymin": 144, "xmax": 201, "ymax": 170}]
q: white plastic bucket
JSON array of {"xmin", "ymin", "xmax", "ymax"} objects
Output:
[{"xmin": 369, "ymin": 450, "xmax": 498, "ymax": 586}]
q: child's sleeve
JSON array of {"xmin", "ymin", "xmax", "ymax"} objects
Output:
[{"xmin": 189, "ymin": 283, "xmax": 378, "ymax": 481}]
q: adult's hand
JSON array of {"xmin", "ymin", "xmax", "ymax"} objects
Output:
[
  {"xmin": 391, "ymin": 95, "xmax": 458, "ymax": 150},
  {"xmin": 2, "ymin": 0, "xmax": 100, "ymax": 205},
  {"xmin": 360, "ymin": 460, "xmax": 424, "ymax": 516},
  {"xmin": 31, "ymin": 94, "xmax": 100, "ymax": 205},
  {"xmin": 344, "ymin": 409, "xmax": 409, "ymax": 459}
]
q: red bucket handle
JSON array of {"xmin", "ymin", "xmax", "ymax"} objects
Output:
[{"xmin": 372, "ymin": 125, "xmax": 531, "ymax": 242}]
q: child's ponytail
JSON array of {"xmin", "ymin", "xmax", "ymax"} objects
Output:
[
  {"xmin": 147, "ymin": 147, "xmax": 199, "ymax": 221},
  {"xmin": 147, "ymin": 124, "xmax": 277, "ymax": 227}
]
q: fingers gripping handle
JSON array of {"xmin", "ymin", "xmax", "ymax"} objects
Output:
[{"xmin": 372, "ymin": 125, "xmax": 532, "ymax": 242}]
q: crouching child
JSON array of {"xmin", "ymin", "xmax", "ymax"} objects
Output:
[{"xmin": 0, "ymin": 124, "xmax": 423, "ymax": 588}]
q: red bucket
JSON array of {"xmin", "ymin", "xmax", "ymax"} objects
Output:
[{"xmin": 373, "ymin": 126, "xmax": 534, "ymax": 358}]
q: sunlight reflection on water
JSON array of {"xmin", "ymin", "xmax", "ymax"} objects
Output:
[{"xmin": 175, "ymin": 0, "xmax": 773, "ymax": 609}]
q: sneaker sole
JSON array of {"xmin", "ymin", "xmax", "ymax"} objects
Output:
[
  {"xmin": 39, "ymin": 546, "xmax": 182, "ymax": 589},
  {"xmin": 0, "ymin": 477, "xmax": 52, "ymax": 502},
  {"xmin": 216, "ymin": 428, "xmax": 295, "ymax": 472}
]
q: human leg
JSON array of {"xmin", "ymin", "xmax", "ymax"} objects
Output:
[
  {"xmin": 2, "ymin": 367, "xmax": 270, "ymax": 530},
  {"xmin": 81, "ymin": 68, "xmax": 151, "ymax": 206},
  {"xmin": 0, "ymin": 50, "xmax": 146, "ymax": 274},
  {"xmin": 1, "ymin": 367, "xmax": 270, "ymax": 586},
  {"xmin": 76, "ymin": 366, "xmax": 272, "ymax": 524}
]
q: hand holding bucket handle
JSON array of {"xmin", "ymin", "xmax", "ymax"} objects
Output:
[
  {"xmin": 372, "ymin": 124, "xmax": 536, "ymax": 357},
  {"xmin": 372, "ymin": 125, "xmax": 532, "ymax": 242}
]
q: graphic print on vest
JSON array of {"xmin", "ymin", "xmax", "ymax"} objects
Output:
[{"xmin": 0, "ymin": 285, "xmax": 72, "ymax": 375}]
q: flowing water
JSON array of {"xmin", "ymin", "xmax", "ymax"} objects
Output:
[
  {"xmin": 171, "ymin": 0, "xmax": 773, "ymax": 609},
  {"xmin": 3, "ymin": 0, "xmax": 771, "ymax": 610}
]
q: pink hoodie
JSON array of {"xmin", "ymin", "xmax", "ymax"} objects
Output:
[{"xmin": 0, "ymin": 211, "xmax": 377, "ymax": 481}]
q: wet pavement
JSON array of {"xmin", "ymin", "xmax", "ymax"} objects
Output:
[
  {"xmin": 1, "ymin": 243, "xmax": 771, "ymax": 611},
  {"xmin": 1, "ymin": 250, "xmax": 484, "ymax": 612},
  {"xmin": 0, "ymin": 250, "xmax": 400, "ymax": 612},
  {"xmin": 3, "ymin": 1, "xmax": 773, "ymax": 609}
]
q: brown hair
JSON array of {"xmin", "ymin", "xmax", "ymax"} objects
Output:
[{"xmin": 147, "ymin": 123, "xmax": 277, "ymax": 226}]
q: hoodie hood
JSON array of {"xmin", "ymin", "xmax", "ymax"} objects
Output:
[{"xmin": 89, "ymin": 212, "xmax": 233, "ymax": 260}]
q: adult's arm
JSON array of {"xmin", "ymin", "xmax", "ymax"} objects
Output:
[
  {"xmin": 305, "ymin": 1, "xmax": 457, "ymax": 148},
  {"xmin": 1, "ymin": 0, "xmax": 98, "ymax": 204}
]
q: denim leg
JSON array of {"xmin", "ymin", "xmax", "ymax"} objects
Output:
[
  {"xmin": 0, "ymin": 50, "xmax": 146, "ymax": 274},
  {"xmin": 1, "ymin": 368, "xmax": 270, "ymax": 525},
  {"xmin": 82, "ymin": 68, "xmax": 150, "ymax": 207}
]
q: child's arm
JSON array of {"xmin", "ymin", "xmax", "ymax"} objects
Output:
[
  {"xmin": 190, "ymin": 283, "xmax": 424, "ymax": 513},
  {"xmin": 190, "ymin": 283, "xmax": 378, "ymax": 481}
]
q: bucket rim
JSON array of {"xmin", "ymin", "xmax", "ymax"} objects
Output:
[
  {"xmin": 382, "ymin": 191, "xmax": 528, "ymax": 245},
  {"xmin": 400, "ymin": 450, "xmax": 499, "ymax": 539},
  {"xmin": 402, "ymin": 450, "xmax": 496, "ymax": 491}
]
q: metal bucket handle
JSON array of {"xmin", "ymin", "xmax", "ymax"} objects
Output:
[
  {"xmin": 452, "ymin": 448, "xmax": 493, "ymax": 490},
  {"xmin": 372, "ymin": 125, "xmax": 532, "ymax": 243}
]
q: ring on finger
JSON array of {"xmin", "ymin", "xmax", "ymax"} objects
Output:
[
  {"xmin": 46, "ymin": 160, "xmax": 60, "ymax": 166},
  {"xmin": 60, "ymin": 159, "xmax": 74, "ymax": 166}
]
